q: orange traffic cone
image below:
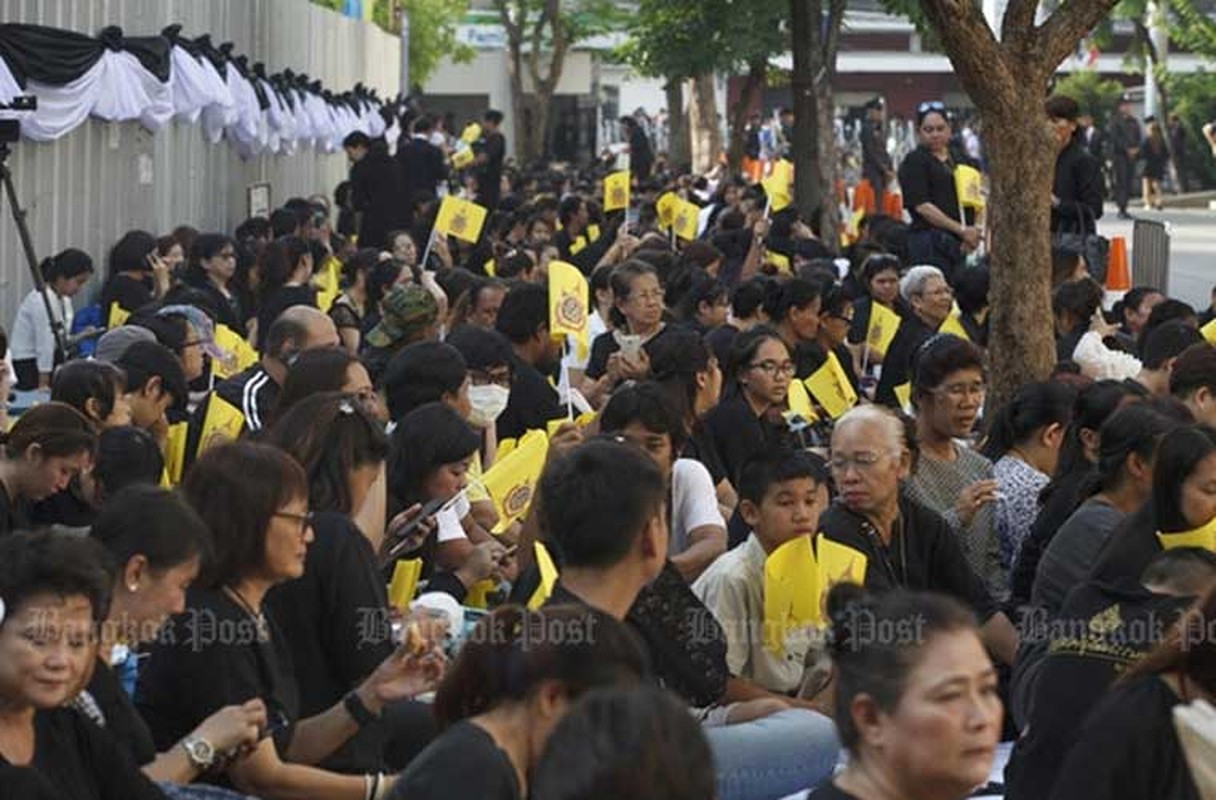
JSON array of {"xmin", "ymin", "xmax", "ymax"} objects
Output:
[
  {"xmin": 1104, "ymin": 235, "xmax": 1130, "ymax": 308},
  {"xmin": 853, "ymin": 179, "xmax": 877, "ymax": 214},
  {"xmin": 881, "ymin": 190, "xmax": 903, "ymax": 220}
]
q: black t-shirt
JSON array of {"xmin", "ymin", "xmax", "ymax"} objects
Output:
[
  {"xmin": 100, "ymin": 274, "xmax": 154, "ymax": 317},
  {"xmin": 0, "ymin": 480, "xmax": 30, "ymax": 536},
  {"xmin": 706, "ymin": 323, "xmax": 740, "ymax": 368},
  {"xmin": 818, "ymin": 494, "xmax": 999, "ymax": 622},
  {"xmin": 496, "ymin": 356, "xmax": 563, "ymax": 441},
  {"xmin": 584, "ymin": 325, "xmax": 673, "ymax": 382},
  {"xmin": 263, "ymin": 511, "xmax": 394, "ymax": 772},
  {"xmin": 85, "ymin": 658, "xmax": 158, "ymax": 767},
  {"xmin": 256, "ymin": 285, "xmax": 317, "ymax": 352},
  {"xmin": 702, "ymin": 393, "xmax": 794, "ymax": 490},
  {"xmin": 27, "ymin": 479, "xmax": 95, "ymax": 531},
  {"xmin": 136, "ymin": 588, "xmax": 300, "ymax": 771},
  {"xmin": 0, "ymin": 707, "xmax": 164, "ymax": 800},
  {"xmin": 875, "ymin": 312, "xmax": 935, "ymax": 408},
  {"xmin": 387, "ymin": 720, "xmax": 519, "ymax": 800},
  {"xmin": 897, "ymin": 145, "xmax": 962, "ymax": 233},
  {"xmin": 1049, "ymin": 676, "xmax": 1200, "ymax": 800},
  {"xmin": 683, "ymin": 425, "xmax": 729, "ymax": 488},
  {"xmin": 1005, "ymin": 580, "xmax": 1191, "ymax": 800}
]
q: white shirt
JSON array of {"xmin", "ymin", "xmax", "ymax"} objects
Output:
[
  {"xmin": 561, "ymin": 309, "xmax": 608, "ymax": 372},
  {"xmin": 669, "ymin": 458, "xmax": 725, "ymax": 557},
  {"xmin": 10, "ymin": 288, "xmax": 72, "ymax": 374},
  {"xmin": 693, "ymin": 533, "xmax": 818, "ymax": 693},
  {"xmin": 436, "ymin": 492, "xmax": 471, "ymax": 543}
]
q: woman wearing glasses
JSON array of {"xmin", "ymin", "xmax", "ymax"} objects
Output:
[
  {"xmin": 847, "ymin": 253, "xmax": 905, "ymax": 366},
  {"xmin": 819, "ymin": 405, "xmax": 1020, "ymax": 666},
  {"xmin": 137, "ymin": 442, "xmax": 445, "ymax": 800},
  {"xmin": 184, "ymin": 233, "xmax": 250, "ymax": 338},
  {"xmin": 897, "ymin": 101, "xmax": 980, "ymax": 282},
  {"xmin": 875, "ymin": 265, "xmax": 954, "ymax": 408},
  {"xmin": 585, "ymin": 260, "xmax": 672, "ymax": 393}
]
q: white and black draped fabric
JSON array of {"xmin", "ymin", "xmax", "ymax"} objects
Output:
[{"xmin": 0, "ymin": 23, "xmax": 393, "ymax": 157}]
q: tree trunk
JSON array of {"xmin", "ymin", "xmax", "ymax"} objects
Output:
[
  {"xmin": 813, "ymin": 73, "xmax": 841, "ymax": 251},
  {"xmin": 790, "ymin": 0, "xmax": 823, "ymax": 223},
  {"xmin": 727, "ymin": 57, "xmax": 768, "ymax": 172},
  {"xmin": 688, "ymin": 72, "xmax": 721, "ymax": 174},
  {"xmin": 665, "ymin": 80, "xmax": 690, "ymax": 170}
]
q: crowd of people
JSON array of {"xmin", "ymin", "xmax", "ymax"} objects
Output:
[{"xmin": 0, "ymin": 91, "xmax": 1214, "ymax": 800}]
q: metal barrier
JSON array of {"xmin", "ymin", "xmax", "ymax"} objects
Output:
[{"xmin": 1132, "ymin": 218, "xmax": 1171, "ymax": 294}]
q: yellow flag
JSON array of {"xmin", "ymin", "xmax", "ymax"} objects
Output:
[
  {"xmin": 603, "ymin": 170, "xmax": 631, "ymax": 212},
  {"xmin": 451, "ymin": 147, "xmax": 474, "ymax": 169},
  {"xmin": 766, "ymin": 250, "xmax": 791, "ymax": 274},
  {"xmin": 548, "ymin": 260, "xmax": 590, "ymax": 361},
  {"xmin": 865, "ymin": 302, "xmax": 901, "ymax": 359},
  {"xmin": 162, "ymin": 422, "xmax": 189, "ymax": 486},
  {"xmin": 761, "ymin": 167, "xmax": 792, "ymax": 212},
  {"xmin": 460, "ymin": 122, "xmax": 482, "ymax": 144},
  {"xmin": 433, "ymin": 196, "xmax": 487, "ymax": 244},
  {"xmin": 1157, "ymin": 515, "xmax": 1216, "ymax": 552},
  {"xmin": 528, "ymin": 541, "xmax": 560, "ymax": 610},
  {"xmin": 655, "ymin": 192, "xmax": 678, "ymax": 229},
  {"xmin": 197, "ymin": 394, "xmax": 246, "ymax": 457},
  {"xmin": 804, "ymin": 351, "xmax": 858, "ymax": 419},
  {"xmin": 568, "ymin": 236, "xmax": 587, "ymax": 256},
  {"xmin": 465, "ymin": 579, "xmax": 497, "ymax": 609},
  {"xmin": 587, "ymin": 223, "xmax": 602, "ymax": 242},
  {"xmin": 894, "ymin": 381, "xmax": 913, "ymax": 412},
  {"xmin": 771, "ymin": 158, "xmax": 794, "ymax": 188},
  {"xmin": 107, "ymin": 302, "xmax": 130, "ymax": 329},
  {"xmin": 672, "ymin": 198, "xmax": 700, "ymax": 241},
  {"xmin": 938, "ymin": 313, "xmax": 971, "ymax": 341},
  {"xmin": 212, "ymin": 324, "xmax": 257, "ymax": 380},
  {"xmin": 954, "ymin": 164, "xmax": 985, "ymax": 210},
  {"xmin": 387, "ymin": 558, "xmax": 423, "ymax": 610},
  {"xmin": 786, "ymin": 376, "xmax": 817, "ymax": 421},
  {"xmin": 546, "ymin": 411, "xmax": 596, "ymax": 439},
  {"xmin": 1201, "ymin": 317, "xmax": 1216, "ymax": 345},
  {"xmin": 482, "ymin": 429, "xmax": 550, "ymax": 528},
  {"xmin": 816, "ymin": 534, "xmax": 869, "ymax": 587},
  {"xmin": 763, "ymin": 535, "xmax": 822, "ymax": 655},
  {"xmin": 496, "ymin": 437, "xmax": 518, "ymax": 462}
]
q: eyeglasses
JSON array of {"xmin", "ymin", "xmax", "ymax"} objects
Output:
[
  {"xmin": 274, "ymin": 510, "xmax": 315, "ymax": 533},
  {"xmin": 470, "ymin": 368, "xmax": 513, "ymax": 388},
  {"xmin": 830, "ymin": 452, "xmax": 891, "ymax": 474},
  {"xmin": 748, "ymin": 360, "xmax": 796, "ymax": 378},
  {"xmin": 917, "ymin": 100, "xmax": 946, "ymax": 114},
  {"xmin": 829, "ymin": 312, "xmax": 855, "ymax": 324},
  {"xmin": 921, "ymin": 286, "xmax": 954, "ymax": 299},
  {"xmin": 934, "ymin": 382, "xmax": 986, "ymax": 400},
  {"xmin": 629, "ymin": 290, "xmax": 664, "ymax": 302}
]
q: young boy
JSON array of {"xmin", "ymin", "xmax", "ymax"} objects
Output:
[{"xmin": 693, "ymin": 449, "xmax": 831, "ymax": 694}]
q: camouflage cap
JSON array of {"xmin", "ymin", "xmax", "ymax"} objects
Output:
[{"xmin": 365, "ymin": 283, "xmax": 440, "ymax": 348}]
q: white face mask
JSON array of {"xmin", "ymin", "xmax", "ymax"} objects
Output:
[{"xmin": 467, "ymin": 384, "xmax": 510, "ymax": 429}]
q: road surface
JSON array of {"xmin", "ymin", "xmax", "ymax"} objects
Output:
[{"xmin": 1097, "ymin": 203, "xmax": 1215, "ymax": 312}]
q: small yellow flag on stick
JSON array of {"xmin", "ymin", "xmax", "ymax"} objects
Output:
[
  {"xmin": 804, "ymin": 351, "xmax": 859, "ymax": 419},
  {"xmin": 954, "ymin": 164, "xmax": 985, "ymax": 210},
  {"xmin": 548, "ymin": 261, "xmax": 590, "ymax": 362},
  {"xmin": 671, "ymin": 198, "xmax": 701, "ymax": 241},
  {"xmin": 434, "ymin": 196, "xmax": 488, "ymax": 244},
  {"xmin": 603, "ymin": 170, "xmax": 631, "ymax": 212},
  {"xmin": 865, "ymin": 302, "xmax": 901, "ymax": 359}
]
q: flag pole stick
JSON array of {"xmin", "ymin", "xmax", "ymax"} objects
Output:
[
  {"xmin": 861, "ymin": 341, "xmax": 870, "ymax": 378},
  {"xmin": 420, "ymin": 228, "xmax": 436, "ymax": 271},
  {"xmin": 564, "ymin": 360, "xmax": 574, "ymax": 421}
]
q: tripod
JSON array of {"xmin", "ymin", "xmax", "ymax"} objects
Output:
[{"xmin": 0, "ymin": 137, "xmax": 69, "ymax": 369}]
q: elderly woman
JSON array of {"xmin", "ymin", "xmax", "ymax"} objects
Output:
[
  {"xmin": 819, "ymin": 405, "xmax": 1019, "ymax": 665},
  {"xmin": 875, "ymin": 265, "xmax": 954, "ymax": 408}
]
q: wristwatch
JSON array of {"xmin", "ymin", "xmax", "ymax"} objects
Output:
[
  {"xmin": 344, "ymin": 690, "xmax": 380, "ymax": 727},
  {"xmin": 181, "ymin": 735, "xmax": 216, "ymax": 770}
]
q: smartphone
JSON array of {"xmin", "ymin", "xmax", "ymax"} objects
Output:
[
  {"xmin": 618, "ymin": 334, "xmax": 643, "ymax": 362},
  {"xmin": 384, "ymin": 497, "xmax": 447, "ymax": 559}
]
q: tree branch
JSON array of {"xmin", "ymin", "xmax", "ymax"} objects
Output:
[
  {"xmin": 1000, "ymin": 0, "xmax": 1038, "ymax": 45},
  {"xmin": 824, "ymin": 0, "xmax": 847, "ymax": 76},
  {"xmin": 918, "ymin": 0, "xmax": 1011, "ymax": 110},
  {"xmin": 1038, "ymin": 0, "xmax": 1120, "ymax": 76}
]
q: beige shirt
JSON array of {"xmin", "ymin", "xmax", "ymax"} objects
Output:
[{"xmin": 692, "ymin": 533, "xmax": 816, "ymax": 693}]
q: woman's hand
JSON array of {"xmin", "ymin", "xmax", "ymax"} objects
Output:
[
  {"xmin": 619, "ymin": 347, "xmax": 650, "ymax": 380},
  {"xmin": 955, "ymin": 479, "xmax": 1000, "ymax": 527},
  {"xmin": 359, "ymin": 626, "xmax": 448, "ymax": 711},
  {"xmin": 959, "ymin": 225, "xmax": 981, "ymax": 251},
  {"xmin": 194, "ymin": 699, "xmax": 267, "ymax": 757},
  {"xmin": 1089, "ymin": 310, "xmax": 1119, "ymax": 339},
  {"xmin": 382, "ymin": 503, "xmax": 439, "ymax": 559}
]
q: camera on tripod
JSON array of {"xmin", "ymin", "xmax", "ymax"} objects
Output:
[{"xmin": 0, "ymin": 95, "xmax": 38, "ymax": 144}]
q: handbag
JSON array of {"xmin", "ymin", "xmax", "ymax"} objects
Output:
[{"xmin": 1053, "ymin": 203, "xmax": 1110, "ymax": 285}]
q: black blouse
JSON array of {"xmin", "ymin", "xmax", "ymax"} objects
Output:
[
  {"xmin": 387, "ymin": 721, "xmax": 519, "ymax": 800},
  {"xmin": 897, "ymin": 145, "xmax": 962, "ymax": 232}
]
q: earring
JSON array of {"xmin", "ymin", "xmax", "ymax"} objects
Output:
[{"xmin": 127, "ymin": 583, "xmax": 138, "ymax": 593}]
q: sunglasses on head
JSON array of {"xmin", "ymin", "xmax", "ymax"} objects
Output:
[{"xmin": 917, "ymin": 100, "xmax": 946, "ymax": 114}]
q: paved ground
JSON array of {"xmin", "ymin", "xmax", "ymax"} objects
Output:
[{"xmin": 1096, "ymin": 203, "xmax": 1216, "ymax": 311}]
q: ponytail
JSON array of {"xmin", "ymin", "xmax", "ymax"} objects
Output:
[{"xmin": 980, "ymin": 381, "xmax": 1075, "ymax": 461}]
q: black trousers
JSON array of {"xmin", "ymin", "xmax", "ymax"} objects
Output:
[{"xmin": 1112, "ymin": 155, "xmax": 1135, "ymax": 212}]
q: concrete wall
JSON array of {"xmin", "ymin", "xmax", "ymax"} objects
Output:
[{"xmin": 0, "ymin": 0, "xmax": 399, "ymax": 329}]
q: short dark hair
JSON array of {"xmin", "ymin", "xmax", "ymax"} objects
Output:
[
  {"xmin": 388, "ymin": 403, "xmax": 481, "ymax": 509},
  {"xmin": 601, "ymin": 382, "xmax": 687, "ymax": 451},
  {"xmin": 1141, "ymin": 320, "xmax": 1204, "ymax": 370},
  {"xmin": 269, "ymin": 208, "xmax": 299, "ymax": 238},
  {"xmin": 540, "ymin": 440, "xmax": 665, "ymax": 569},
  {"xmin": 1044, "ymin": 94, "xmax": 1080, "ymax": 121},
  {"xmin": 484, "ymin": 109, "xmax": 504, "ymax": 124},
  {"xmin": 445, "ymin": 325, "xmax": 514, "ymax": 372},
  {"xmin": 51, "ymin": 360, "xmax": 125, "ymax": 424},
  {"xmin": 183, "ymin": 442, "xmax": 309, "ymax": 587},
  {"xmin": 1052, "ymin": 278, "xmax": 1104, "ymax": 323},
  {"xmin": 0, "ymin": 531, "xmax": 113, "ymax": 628},
  {"xmin": 496, "ymin": 282, "xmax": 549, "ymax": 344},
  {"xmin": 382, "ymin": 341, "xmax": 468, "ymax": 421},
  {"xmin": 1141, "ymin": 547, "xmax": 1216, "ymax": 596},
  {"xmin": 737, "ymin": 449, "xmax": 830, "ymax": 506},
  {"xmin": 108, "ymin": 230, "xmax": 157, "ymax": 277},
  {"xmin": 911, "ymin": 334, "xmax": 986, "ymax": 404},
  {"xmin": 530, "ymin": 686, "xmax": 715, "ymax": 800},
  {"xmin": 343, "ymin": 131, "xmax": 372, "ymax": 149},
  {"xmin": 1170, "ymin": 344, "xmax": 1216, "ymax": 399},
  {"xmin": 1, "ymin": 401, "xmax": 96, "ymax": 461},
  {"xmin": 828, "ymin": 585, "xmax": 977, "ymax": 751},
  {"xmin": 116, "ymin": 341, "xmax": 188, "ymax": 407},
  {"xmin": 730, "ymin": 276, "xmax": 773, "ymax": 319},
  {"xmin": 1142, "ymin": 299, "xmax": 1197, "ymax": 343},
  {"xmin": 954, "ymin": 265, "xmax": 989, "ymax": 315},
  {"xmin": 90, "ymin": 485, "xmax": 212, "ymax": 575},
  {"xmin": 93, "ymin": 426, "xmax": 165, "ymax": 500}
]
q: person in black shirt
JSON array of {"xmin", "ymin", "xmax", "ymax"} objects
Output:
[
  {"xmin": 1005, "ymin": 548, "xmax": 1216, "ymax": 800},
  {"xmin": 0, "ymin": 403, "xmax": 95, "ymax": 537},
  {"xmin": 137, "ymin": 442, "xmax": 444, "ymax": 799},
  {"xmin": 809, "ymin": 586, "xmax": 1003, "ymax": 800},
  {"xmin": 344, "ymin": 132, "xmax": 405, "ymax": 250},
  {"xmin": 475, "ymin": 110, "xmax": 507, "ymax": 211},
  {"xmin": 620, "ymin": 115, "xmax": 654, "ymax": 181},
  {"xmin": 875, "ymin": 266, "xmax": 953, "ymax": 407},
  {"xmin": 396, "ymin": 115, "xmax": 447, "ymax": 216},
  {"xmin": 1092, "ymin": 424, "xmax": 1216, "ymax": 586},
  {"xmin": 0, "ymin": 530, "xmax": 163, "ymax": 800},
  {"xmin": 847, "ymin": 254, "xmax": 904, "ymax": 361},
  {"xmin": 1108, "ymin": 96, "xmax": 1142, "ymax": 220},
  {"xmin": 707, "ymin": 275, "xmax": 771, "ymax": 368},
  {"xmin": 387, "ymin": 606, "xmax": 647, "ymax": 800},
  {"xmin": 584, "ymin": 261, "xmax": 671, "ymax": 393},
  {"xmin": 823, "ymin": 406, "xmax": 1019, "ymax": 664},
  {"xmin": 815, "ymin": 283, "xmax": 861, "ymax": 394},
  {"xmin": 255, "ymin": 236, "xmax": 318, "ymax": 352},
  {"xmin": 494, "ymin": 283, "xmax": 564, "ymax": 440},
  {"xmin": 1049, "ymin": 580, "xmax": 1215, "ymax": 800},
  {"xmin": 552, "ymin": 195, "xmax": 614, "ymax": 274},
  {"xmin": 183, "ymin": 233, "xmax": 250, "ymax": 337},
  {"xmin": 898, "ymin": 102, "xmax": 980, "ymax": 281},
  {"xmin": 860, "ymin": 98, "xmax": 894, "ymax": 198},
  {"xmin": 1046, "ymin": 95, "xmax": 1105, "ymax": 237},
  {"xmin": 100, "ymin": 230, "xmax": 169, "ymax": 320},
  {"xmin": 85, "ymin": 486, "xmax": 266, "ymax": 789}
]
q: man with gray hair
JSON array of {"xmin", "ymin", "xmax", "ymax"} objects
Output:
[{"xmin": 876, "ymin": 265, "xmax": 955, "ymax": 407}]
